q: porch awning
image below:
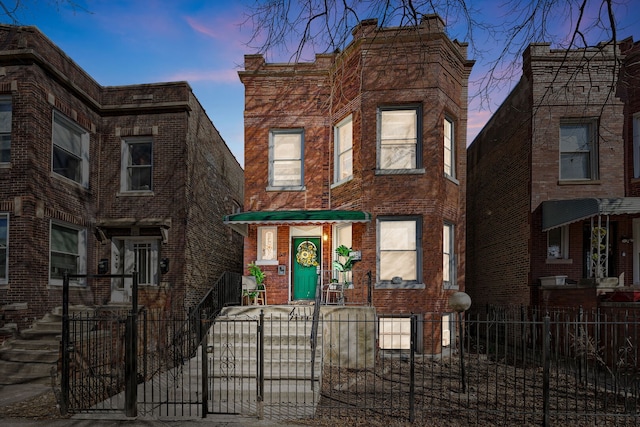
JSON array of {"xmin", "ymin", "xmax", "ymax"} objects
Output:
[
  {"xmin": 542, "ymin": 198, "xmax": 640, "ymax": 231},
  {"xmin": 223, "ymin": 210, "xmax": 372, "ymax": 236}
]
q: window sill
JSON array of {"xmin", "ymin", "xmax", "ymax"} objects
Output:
[
  {"xmin": 266, "ymin": 186, "xmax": 306, "ymax": 192},
  {"xmin": 331, "ymin": 177, "xmax": 353, "ymax": 189},
  {"xmin": 557, "ymin": 179, "xmax": 601, "ymax": 185},
  {"xmin": 0, "ymin": 162, "xmax": 10, "ymax": 169},
  {"xmin": 375, "ymin": 282, "xmax": 425, "ymax": 290},
  {"xmin": 117, "ymin": 191, "xmax": 155, "ymax": 197},
  {"xmin": 51, "ymin": 173, "xmax": 89, "ymax": 190},
  {"xmin": 445, "ymin": 175, "xmax": 459, "ymax": 185},
  {"xmin": 375, "ymin": 168, "xmax": 425, "ymax": 176},
  {"xmin": 256, "ymin": 260, "xmax": 279, "ymax": 266},
  {"xmin": 546, "ymin": 258, "xmax": 573, "ymax": 264}
]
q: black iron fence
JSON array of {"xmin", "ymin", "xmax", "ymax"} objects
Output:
[{"xmin": 60, "ymin": 289, "xmax": 640, "ymax": 425}]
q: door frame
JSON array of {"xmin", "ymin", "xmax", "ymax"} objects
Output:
[{"xmin": 289, "ymin": 226, "xmax": 322, "ymax": 302}]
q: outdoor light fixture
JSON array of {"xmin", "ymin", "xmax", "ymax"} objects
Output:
[
  {"xmin": 97, "ymin": 258, "xmax": 108, "ymax": 275},
  {"xmin": 160, "ymin": 258, "xmax": 170, "ymax": 274},
  {"xmin": 449, "ymin": 291, "xmax": 472, "ymax": 394}
]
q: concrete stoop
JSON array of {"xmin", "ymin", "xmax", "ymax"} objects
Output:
[
  {"xmin": 0, "ymin": 305, "xmax": 95, "ymax": 385},
  {"xmin": 208, "ymin": 305, "xmax": 323, "ymax": 419}
]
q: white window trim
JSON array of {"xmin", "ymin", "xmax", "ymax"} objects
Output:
[
  {"xmin": 444, "ymin": 116, "xmax": 455, "ymax": 179},
  {"xmin": 334, "ymin": 115, "xmax": 353, "ymax": 185},
  {"xmin": 257, "ymin": 226, "xmax": 278, "ymax": 265},
  {"xmin": 559, "ymin": 119, "xmax": 599, "ymax": 181},
  {"xmin": 376, "ymin": 216, "xmax": 423, "ymax": 289},
  {"xmin": 120, "ymin": 136, "xmax": 153, "ymax": 193},
  {"xmin": 546, "ymin": 225, "xmax": 570, "ymax": 262},
  {"xmin": 377, "ymin": 105, "xmax": 422, "ymax": 172},
  {"xmin": 268, "ymin": 129, "xmax": 305, "ymax": 191},
  {"xmin": 49, "ymin": 221, "xmax": 87, "ymax": 287},
  {"xmin": 52, "ymin": 111, "xmax": 90, "ymax": 187},
  {"xmin": 0, "ymin": 213, "xmax": 8, "ymax": 285},
  {"xmin": 443, "ymin": 222, "xmax": 457, "ymax": 289}
]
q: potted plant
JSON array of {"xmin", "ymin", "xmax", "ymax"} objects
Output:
[
  {"xmin": 243, "ymin": 262, "xmax": 266, "ymax": 302},
  {"xmin": 332, "ymin": 245, "xmax": 357, "ymax": 287}
]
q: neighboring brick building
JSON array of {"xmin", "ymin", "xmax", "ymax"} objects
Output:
[
  {"xmin": 467, "ymin": 39, "xmax": 640, "ymax": 309},
  {"xmin": 0, "ymin": 25, "xmax": 244, "ymax": 331},
  {"xmin": 227, "ymin": 15, "xmax": 473, "ymax": 352}
]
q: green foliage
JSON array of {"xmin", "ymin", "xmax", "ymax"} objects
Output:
[
  {"xmin": 248, "ymin": 262, "xmax": 265, "ymax": 287},
  {"xmin": 332, "ymin": 244, "xmax": 356, "ymax": 272}
]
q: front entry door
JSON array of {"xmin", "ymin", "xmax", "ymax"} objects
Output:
[{"xmin": 292, "ymin": 237, "xmax": 320, "ymax": 300}]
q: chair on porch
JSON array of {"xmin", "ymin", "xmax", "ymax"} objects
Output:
[
  {"xmin": 324, "ymin": 280, "xmax": 345, "ymax": 305},
  {"xmin": 242, "ymin": 275, "xmax": 267, "ymax": 305}
]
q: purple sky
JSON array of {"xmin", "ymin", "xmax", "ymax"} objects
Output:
[{"xmin": 6, "ymin": 0, "xmax": 639, "ymax": 166}]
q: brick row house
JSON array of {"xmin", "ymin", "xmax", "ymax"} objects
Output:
[
  {"xmin": 0, "ymin": 25, "xmax": 244, "ymax": 332},
  {"xmin": 467, "ymin": 38, "xmax": 640, "ymax": 309},
  {"xmin": 225, "ymin": 15, "xmax": 473, "ymax": 351}
]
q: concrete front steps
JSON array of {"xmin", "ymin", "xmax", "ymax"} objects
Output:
[
  {"xmin": 208, "ymin": 305, "xmax": 322, "ymax": 419},
  {"xmin": 0, "ymin": 305, "xmax": 94, "ymax": 385}
]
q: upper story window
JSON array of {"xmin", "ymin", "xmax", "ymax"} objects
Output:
[
  {"xmin": 377, "ymin": 217, "xmax": 421, "ymax": 287},
  {"xmin": 444, "ymin": 117, "xmax": 455, "ymax": 178},
  {"xmin": 547, "ymin": 226, "xmax": 569, "ymax": 260},
  {"xmin": 50, "ymin": 222, "xmax": 86, "ymax": 286},
  {"xmin": 559, "ymin": 119, "xmax": 598, "ymax": 180},
  {"xmin": 633, "ymin": 114, "xmax": 640, "ymax": 178},
  {"xmin": 334, "ymin": 115, "xmax": 353, "ymax": 183},
  {"xmin": 52, "ymin": 112, "xmax": 89, "ymax": 187},
  {"xmin": 0, "ymin": 96, "xmax": 11, "ymax": 164},
  {"xmin": 443, "ymin": 222, "xmax": 457, "ymax": 289},
  {"xmin": 269, "ymin": 129, "xmax": 304, "ymax": 190},
  {"xmin": 0, "ymin": 214, "xmax": 8, "ymax": 284},
  {"xmin": 121, "ymin": 137, "xmax": 153, "ymax": 192},
  {"xmin": 378, "ymin": 106, "xmax": 421, "ymax": 171},
  {"xmin": 257, "ymin": 226, "xmax": 278, "ymax": 264}
]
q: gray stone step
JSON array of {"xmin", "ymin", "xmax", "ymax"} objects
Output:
[
  {"xmin": 4, "ymin": 338, "xmax": 60, "ymax": 351},
  {"xmin": 0, "ymin": 360, "xmax": 55, "ymax": 385},
  {"xmin": 0, "ymin": 347, "xmax": 59, "ymax": 363}
]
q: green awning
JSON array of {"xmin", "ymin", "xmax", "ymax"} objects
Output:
[
  {"xmin": 224, "ymin": 210, "xmax": 372, "ymax": 236},
  {"xmin": 542, "ymin": 198, "xmax": 640, "ymax": 231}
]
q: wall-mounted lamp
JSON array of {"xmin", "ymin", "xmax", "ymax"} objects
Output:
[
  {"xmin": 98, "ymin": 258, "xmax": 109, "ymax": 275},
  {"xmin": 323, "ymin": 234, "xmax": 328, "ymax": 241},
  {"xmin": 160, "ymin": 258, "xmax": 170, "ymax": 274}
]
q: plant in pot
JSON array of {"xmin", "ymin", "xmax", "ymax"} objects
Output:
[
  {"xmin": 332, "ymin": 245, "xmax": 357, "ymax": 288},
  {"xmin": 243, "ymin": 262, "xmax": 266, "ymax": 301}
]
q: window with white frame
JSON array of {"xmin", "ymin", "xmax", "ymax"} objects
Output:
[
  {"xmin": 52, "ymin": 112, "xmax": 89, "ymax": 186},
  {"xmin": 379, "ymin": 316, "xmax": 412, "ymax": 350},
  {"xmin": 547, "ymin": 226, "xmax": 569, "ymax": 260},
  {"xmin": 333, "ymin": 223, "xmax": 353, "ymax": 282},
  {"xmin": 559, "ymin": 120, "xmax": 598, "ymax": 180},
  {"xmin": 334, "ymin": 115, "xmax": 353, "ymax": 183},
  {"xmin": 50, "ymin": 222, "xmax": 86, "ymax": 285},
  {"xmin": 378, "ymin": 106, "xmax": 421, "ymax": 170},
  {"xmin": 257, "ymin": 226, "xmax": 278, "ymax": 264},
  {"xmin": 121, "ymin": 137, "xmax": 153, "ymax": 192},
  {"xmin": 444, "ymin": 117, "xmax": 455, "ymax": 178},
  {"xmin": 633, "ymin": 114, "xmax": 640, "ymax": 179},
  {"xmin": 0, "ymin": 96, "xmax": 11, "ymax": 164},
  {"xmin": 269, "ymin": 129, "xmax": 304, "ymax": 188},
  {"xmin": 378, "ymin": 217, "xmax": 420, "ymax": 286},
  {"xmin": 443, "ymin": 222, "xmax": 456, "ymax": 289},
  {"xmin": 0, "ymin": 214, "xmax": 8, "ymax": 283}
]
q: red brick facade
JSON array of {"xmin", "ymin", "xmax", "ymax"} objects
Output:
[
  {"xmin": 0, "ymin": 25, "xmax": 244, "ymax": 331},
  {"xmin": 236, "ymin": 15, "xmax": 473, "ymax": 343},
  {"xmin": 467, "ymin": 40, "xmax": 640, "ymax": 309}
]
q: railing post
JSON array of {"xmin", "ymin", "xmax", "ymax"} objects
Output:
[
  {"xmin": 258, "ymin": 310, "xmax": 265, "ymax": 419},
  {"xmin": 543, "ymin": 315, "xmax": 550, "ymax": 427},
  {"xmin": 367, "ymin": 271, "xmax": 372, "ymax": 306},
  {"xmin": 200, "ymin": 311, "xmax": 208, "ymax": 418},
  {"xmin": 60, "ymin": 271, "xmax": 70, "ymax": 415},
  {"xmin": 125, "ymin": 272, "xmax": 138, "ymax": 417},
  {"xmin": 409, "ymin": 314, "xmax": 416, "ymax": 423}
]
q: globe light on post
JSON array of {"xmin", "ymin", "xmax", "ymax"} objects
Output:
[{"xmin": 449, "ymin": 291, "xmax": 472, "ymax": 393}]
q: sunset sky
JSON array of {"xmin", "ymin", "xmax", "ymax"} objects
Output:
[{"xmin": 5, "ymin": 0, "xmax": 639, "ymax": 166}]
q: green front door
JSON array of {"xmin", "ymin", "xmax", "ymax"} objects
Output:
[{"xmin": 292, "ymin": 237, "xmax": 320, "ymax": 300}]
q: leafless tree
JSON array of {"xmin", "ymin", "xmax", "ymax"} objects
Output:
[{"xmin": 242, "ymin": 0, "xmax": 631, "ymax": 109}]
